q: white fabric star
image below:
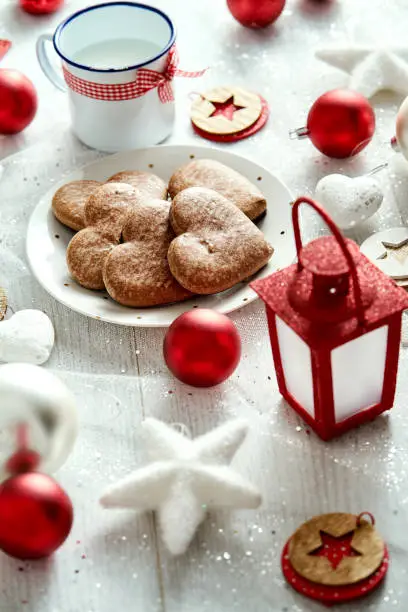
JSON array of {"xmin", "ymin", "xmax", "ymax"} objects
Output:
[
  {"xmin": 100, "ymin": 418, "xmax": 261, "ymax": 555},
  {"xmin": 315, "ymin": 47, "xmax": 408, "ymax": 99}
]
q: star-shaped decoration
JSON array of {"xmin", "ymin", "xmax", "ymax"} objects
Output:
[
  {"xmin": 315, "ymin": 47, "xmax": 408, "ymax": 99},
  {"xmin": 309, "ymin": 530, "xmax": 362, "ymax": 570},
  {"xmin": 210, "ymin": 97, "xmax": 245, "ymax": 121},
  {"xmin": 100, "ymin": 418, "xmax": 261, "ymax": 555},
  {"xmin": 377, "ymin": 238, "xmax": 408, "ymax": 265}
]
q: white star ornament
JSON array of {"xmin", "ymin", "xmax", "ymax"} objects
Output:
[
  {"xmin": 100, "ymin": 418, "xmax": 261, "ymax": 555},
  {"xmin": 315, "ymin": 47, "xmax": 408, "ymax": 99}
]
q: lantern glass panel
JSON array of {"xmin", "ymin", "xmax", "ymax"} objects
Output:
[
  {"xmin": 276, "ymin": 316, "xmax": 314, "ymax": 417},
  {"xmin": 331, "ymin": 325, "xmax": 388, "ymax": 423}
]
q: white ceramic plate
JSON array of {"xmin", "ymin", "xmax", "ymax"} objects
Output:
[{"xmin": 27, "ymin": 144, "xmax": 294, "ymax": 327}]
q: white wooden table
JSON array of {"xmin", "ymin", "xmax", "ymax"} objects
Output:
[{"xmin": 1, "ymin": 1, "xmax": 408, "ymax": 610}]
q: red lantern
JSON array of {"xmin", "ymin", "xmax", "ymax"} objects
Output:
[{"xmin": 251, "ymin": 197, "xmax": 408, "ymax": 441}]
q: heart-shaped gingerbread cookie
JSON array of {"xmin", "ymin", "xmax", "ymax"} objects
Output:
[
  {"xmin": 168, "ymin": 187, "xmax": 273, "ymax": 294},
  {"xmin": 66, "ymin": 171, "xmax": 168, "ymax": 291},
  {"xmin": 67, "ymin": 182, "xmax": 141, "ymax": 290},
  {"xmin": 103, "ymin": 200, "xmax": 192, "ymax": 307},
  {"xmin": 168, "ymin": 159, "xmax": 267, "ymax": 221},
  {"xmin": 52, "ymin": 180, "xmax": 102, "ymax": 231}
]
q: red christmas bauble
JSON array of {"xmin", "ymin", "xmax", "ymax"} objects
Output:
[
  {"xmin": 306, "ymin": 89, "xmax": 375, "ymax": 158},
  {"xmin": 163, "ymin": 309, "xmax": 241, "ymax": 387},
  {"xmin": 20, "ymin": 0, "xmax": 64, "ymax": 15},
  {"xmin": 0, "ymin": 473, "xmax": 73, "ymax": 559},
  {"xmin": 227, "ymin": 0, "xmax": 286, "ymax": 28},
  {"xmin": 0, "ymin": 69, "xmax": 37, "ymax": 135}
]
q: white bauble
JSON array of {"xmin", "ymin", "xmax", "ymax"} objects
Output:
[
  {"xmin": 0, "ymin": 363, "xmax": 78, "ymax": 480},
  {"xmin": 396, "ymin": 95, "xmax": 408, "ymax": 161}
]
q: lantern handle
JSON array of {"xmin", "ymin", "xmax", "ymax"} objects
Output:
[{"xmin": 292, "ymin": 196, "xmax": 366, "ymax": 327}]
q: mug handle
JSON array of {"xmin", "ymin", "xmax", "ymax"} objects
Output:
[{"xmin": 36, "ymin": 34, "xmax": 67, "ymax": 92}]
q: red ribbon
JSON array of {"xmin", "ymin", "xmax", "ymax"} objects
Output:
[{"xmin": 63, "ymin": 45, "xmax": 206, "ymax": 103}]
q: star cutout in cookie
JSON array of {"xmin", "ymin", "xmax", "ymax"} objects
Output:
[
  {"xmin": 378, "ymin": 238, "xmax": 408, "ymax": 265},
  {"xmin": 309, "ymin": 530, "xmax": 362, "ymax": 570},
  {"xmin": 210, "ymin": 97, "xmax": 245, "ymax": 121},
  {"xmin": 100, "ymin": 418, "xmax": 261, "ymax": 555},
  {"xmin": 315, "ymin": 47, "xmax": 408, "ymax": 99}
]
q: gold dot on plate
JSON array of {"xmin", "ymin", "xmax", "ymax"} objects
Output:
[
  {"xmin": 190, "ymin": 154, "xmax": 195, "ymax": 159},
  {"xmin": 257, "ymin": 176, "xmax": 262, "ymax": 181},
  {"xmin": 148, "ymin": 163, "xmax": 154, "ymax": 168},
  {"xmin": 64, "ymin": 283, "xmax": 70, "ymax": 287}
]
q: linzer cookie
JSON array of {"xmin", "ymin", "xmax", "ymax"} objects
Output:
[
  {"xmin": 52, "ymin": 180, "xmax": 102, "ymax": 231},
  {"xmin": 0, "ymin": 287, "xmax": 7, "ymax": 321},
  {"xmin": 191, "ymin": 86, "xmax": 262, "ymax": 135},
  {"xmin": 103, "ymin": 200, "xmax": 192, "ymax": 307},
  {"xmin": 106, "ymin": 170, "xmax": 168, "ymax": 200},
  {"xmin": 168, "ymin": 159, "xmax": 267, "ymax": 220},
  {"xmin": 168, "ymin": 187, "xmax": 273, "ymax": 294},
  {"xmin": 67, "ymin": 182, "xmax": 141, "ymax": 290}
]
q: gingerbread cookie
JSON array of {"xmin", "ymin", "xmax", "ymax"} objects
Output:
[
  {"xmin": 67, "ymin": 182, "xmax": 141, "ymax": 290},
  {"xmin": 52, "ymin": 180, "xmax": 102, "ymax": 231},
  {"xmin": 168, "ymin": 187, "xmax": 273, "ymax": 294},
  {"xmin": 107, "ymin": 171, "xmax": 168, "ymax": 200},
  {"xmin": 103, "ymin": 200, "xmax": 192, "ymax": 307},
  {"xmin": 168, "ymin": 159, "xmax": 267, "ymax": 221}
]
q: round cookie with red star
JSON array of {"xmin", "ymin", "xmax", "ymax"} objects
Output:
[
  {"xmin": 281, "ymin": 512, "xmax": 389, "ymax": 604},
  {"xmin": 191, "ymin": 86, "xmax": 269, "ymax": 142}
]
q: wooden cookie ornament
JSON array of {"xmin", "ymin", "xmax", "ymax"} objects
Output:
[
  {"xmin": 0, "ymin": 364, "xmax": 78, "ymax": 559},
  {"xmin": 251, "ymin": 197, "xmax": 408, "ymax": 441},
  {"xmin": 282, "ymin": 512, "xmax": 388, "ymax": 604},
  {"xmin": 191, "ymin": 86, "xmax": 269, "ymax": 142},
  {"xmin": 0, "ymin": 287, "xmax": 7, "ymax": 321}
]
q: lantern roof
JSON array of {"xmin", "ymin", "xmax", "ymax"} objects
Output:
[{"xmin": 251, "ymin": 250, "xmax": 408, "ymax": 349}]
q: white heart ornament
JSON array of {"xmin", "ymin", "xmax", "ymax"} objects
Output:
[
  {"xmin": 0, "ymin": 310, "xmax": 55, "ymax": 365},
  {"xmin": 315, "ymin": 174, "xmax": 383, "ymax": 229}
]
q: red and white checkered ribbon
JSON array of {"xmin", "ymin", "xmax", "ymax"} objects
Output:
[{"xmin": 63, "ymin": 45, "xmax": 206, "ymax": 103}]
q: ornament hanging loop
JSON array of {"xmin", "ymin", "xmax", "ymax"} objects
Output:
[
  {"xmin": 357, "ymin": 511, "xmax": 376, "ymax": 527},
  {"xmin": 366, "ymin": 163, "xmax": 388, "ymax": 177},
  {"xmin": 292, "ymin": 196, "xmax": 367, "ymax": 327},
  {"xmin": 289, "ymin": 127, "xmax": 310, "ymax": 140}
]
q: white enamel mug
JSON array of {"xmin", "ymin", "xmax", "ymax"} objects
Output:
[{"xmin": 37, "ymin": 2, "xmax": 176, "ymax": 152}]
